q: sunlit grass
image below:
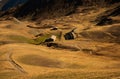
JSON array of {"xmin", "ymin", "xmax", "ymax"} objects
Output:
[
  {"xmin": 7, "ymin": 35, "xmax": 50, "ymax": 45},
  {"xmin": 7, "ymin": 32, "xmax": 62, "ymax": 45},
  {"xmin": 18, "ymin": 55, "xmax": 61, "ymax": 68},
  {"xmin": 31, "ymin": 71, "xmax": 120, "ymax": 79},
  {"xmin": 33, "ymin": 35, "xmax": 50, "ymax": 44},
  {"xmin": 8, "ymin": 35, "xmax": 34, "ymax": 43},
  {"xmin": 0, "ymin": 72, "xmax": 19, "ymax": 79}
]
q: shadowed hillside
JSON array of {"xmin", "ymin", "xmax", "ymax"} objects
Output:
[
  {"xmin": 1, "ymin": 0, "xmax": 28, "ymax": 11},
  {"xmin": 14, "ymin": 0, "xmax": 82, "ymax": 20},
  {"xmin": 1, "ymin": 0, "xmax": 120, "ymax": 20},
  {"xmin": 0, "ymin": 0, "xmax": 8, "ymax": 10},
  {"xmin": 14, "ymin": 0, "xmax": 120, "ymax": 20}
]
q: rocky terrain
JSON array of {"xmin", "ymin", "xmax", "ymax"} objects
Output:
[{"xmin": 0, "ymin": 0, "xmax": 120, "ymax": 79}]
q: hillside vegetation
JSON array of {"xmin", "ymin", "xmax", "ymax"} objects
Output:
[{"xmin": 0, "ymin": 0, "xmax": 120, "ymax": 79}]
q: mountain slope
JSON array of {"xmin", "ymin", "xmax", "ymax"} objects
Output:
[
  {"xmin": 0, "ymin": 0, "xmax": 120, "ymax": 79},
  {"xmin": 1, "ymin": 0, "xmax": 120, "ymax": 21},
  {"xmin": 14, "ymin": 0, "xmax": 82, "ymax": 20},
  {"xmin": 1, "ymin": 0, "xmax": 28, "ymax": 11},
  {"xmin": 0, "ymin": 0, "xmax": 8, "ymax": 10}
]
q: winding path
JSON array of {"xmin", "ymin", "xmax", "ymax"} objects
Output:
[{"xmin": 7, "ymin": 53, "xmax": 27, "ymax": 74}]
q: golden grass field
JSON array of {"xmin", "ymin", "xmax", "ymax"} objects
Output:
[{"xmin": 0, "ymin": 7, "xmax": 120, "ymax": 79}]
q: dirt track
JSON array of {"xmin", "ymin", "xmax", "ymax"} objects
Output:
[{"xmin": 7, "ymin": 53, "xmax": 27, "ymax": 74}]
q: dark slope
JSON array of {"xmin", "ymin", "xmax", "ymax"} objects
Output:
[
  {"xmin": 14, "ymin": 0, "xmax": 120, "ymax": 20},
  {"xmin": 110, "ymin": 0, "xmax": 120, "ymax": 4},
  {"xmin": 14, "ymin": 0, "xmax": 82, "ymax": 20},
  {"xmin": 1, "ymin": 0, "xmax": 120, "ymax": 21},
  {"xmin": 95, "ymin": 4, "xmax": 120, "ymax": 26},
  {"xmin": 1, "ymin": 0, "xmax": 28, "ymax": 11},
  {"xmin": 0, "ymin": 0, "xmax": 8, "ymax": 10}
]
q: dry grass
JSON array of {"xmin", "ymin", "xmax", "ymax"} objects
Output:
[
  {"xmin": 80, "ymin": 31, "xmax": 115, "ymax": 42},
  {"xmin": 18, "ymin": 55, "xmax": 61, "ymax": 68},
  {"xmin": 31, "ymin": 71, "xmax": 120, "ymax": 79},
  {"xmin": 0, "ymin": 42, "xmax": 120, "ymax": 79},
  {"xmin": 0, "ymin": 5, "xmax": 120, "ymax": 79}
]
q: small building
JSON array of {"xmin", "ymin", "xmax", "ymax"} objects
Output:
[
  {"xmin": 64, "ymin": 28, "xmax": 77, "ymax": 40},
  {"xmin": 50, "ymin": 27, "xmax": 58, "ymax": 30},
  {"xmin": 51, "ymin": 35, "xmax": 56, "ymax": 41},
  {"xmin": 44, "ymin": 35, "xmax": 56, "ymax": 42},
  {"xmin": 64, "ymin": 32, "xmax": 76, "ymax": 40}
]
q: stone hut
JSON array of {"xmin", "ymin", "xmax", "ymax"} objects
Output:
[
  {"xmin": 64, "ymin": 28, "xmax": 77, "ymax": 40},
  {"xmin": 64, "ymin": 32, "xmax": 76, "ymax": 40},
  {"xmin": 44, "ymin": 35, "xmax": 56, "ymax": 42}
]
